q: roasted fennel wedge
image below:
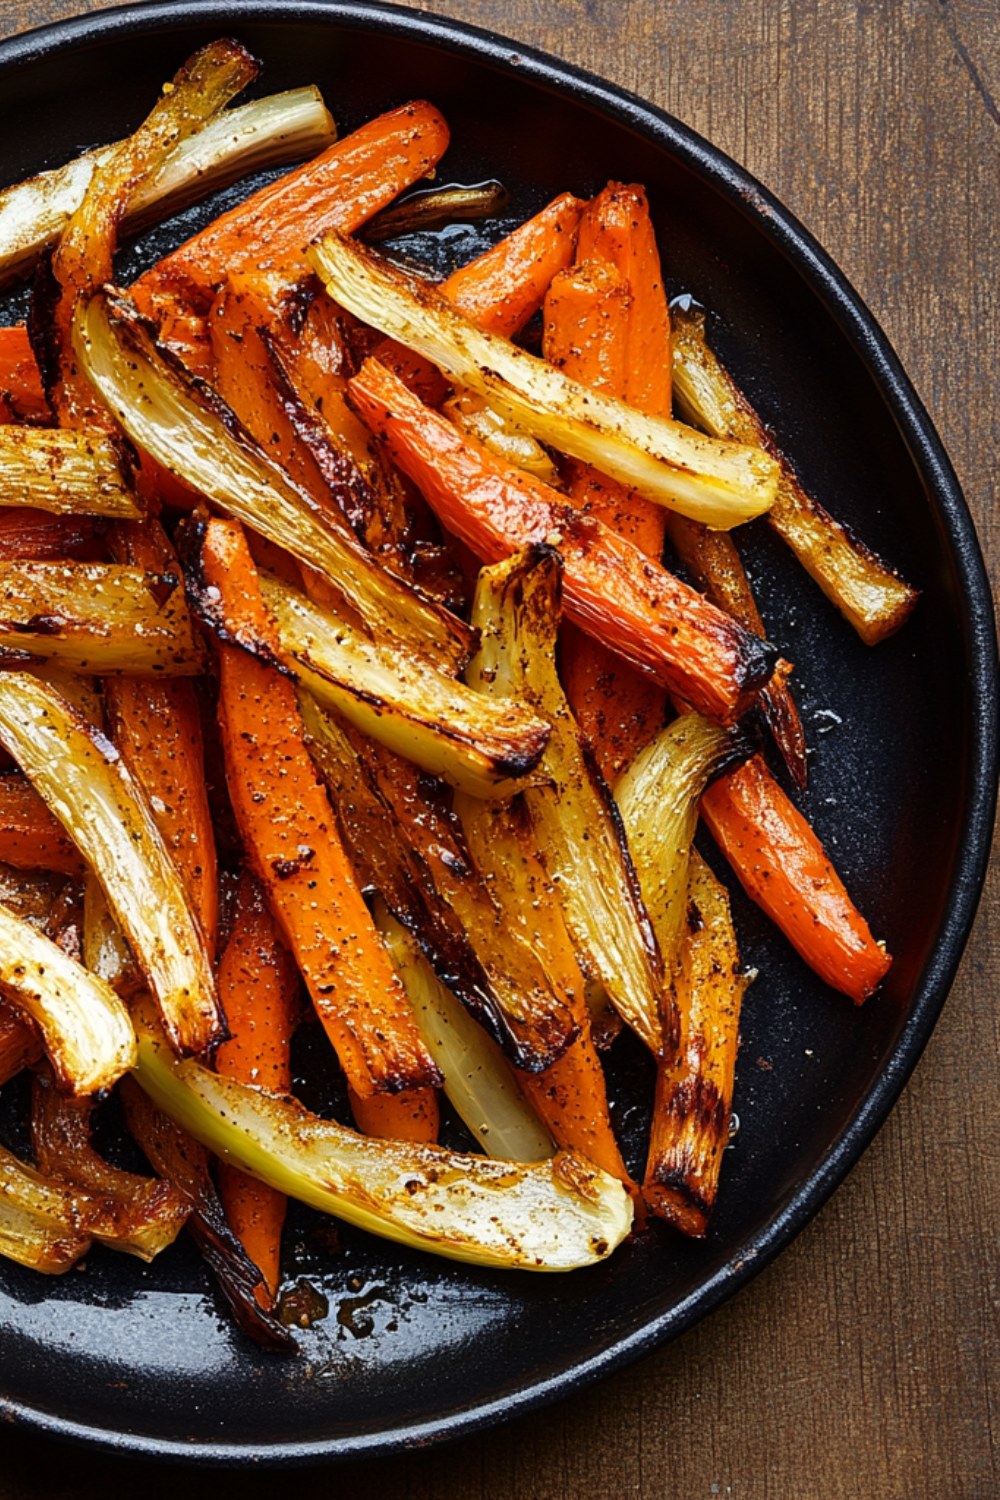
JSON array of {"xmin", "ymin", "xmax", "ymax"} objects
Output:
[
  {"xmin": 0, "ymin": 900, "xmax": 135, "ymax": 1094},
  {"xmin": 185, "ymin": 545, "xmax": 549, "ymax": 796},
  {"xmin": 0, "ymin": 88, "xmax": 335, "ymax": 289},
  {"xmin": 309, "ymin": 231, "xmax": 779, "ymax": 527},
  {"xmin": 0, "ymin": 674, "xmax": 224, "ymax": 1056},
  {"xmin": 615, "ymin": 712, "xmax": 752, "ymax": 973},
  {"xmin": 72, "ymin": 288, "xmax": 473, "ymax": 674},
  {"xmin": 132, "ymin": 1010, "xmax": 632, "ymax": 1271},
  {"xmin": 0, "ymin": 1143, "xmax": 92, "ymax": 1273},
  {"xmin": 375, "ymin": 900, "xmax": 555, "ymax": 1163},
  {"xmin": 469, "ymin": 548, "xmax": 670, "ymax": 1059},
  {"xmin": 0, "ymin": 427, "xmax": 139, "ymax": 517},
  {"xmin": 0, "ymin": 562, "xmax": 202, "ymax": 675},
  {"xmin": 670, "ymin": 301, "xmax": 917, "ymax": 644}
]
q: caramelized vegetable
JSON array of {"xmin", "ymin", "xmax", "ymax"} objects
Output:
[
  {"xmin": 643, "ymin": 853, "xmax": 750, "ymax": 1234},
  {"xmin": 0, "ymin": 428, "xmax": 139, "ymax": 518},
  {"xmin": 348, "ymin": 357, "xmax": 776, "ymax": 724},
  {"xmin": 312, "ymin": 231, "xmax": 779, "ymax": 526},
  {"xmin": 0, "ymin": 997, "xmax": 41, "ymax": 1085},
  {"xmin": 671, "ymin": 302, "xmax": 918, "ymax": 644},
  {"xmin": 0, "ymin": 673, "xmax": 224, "ymax": 1055},
  {"xmin": 0, "ymin": 775, "xmax": 86, "ymax": 876},
  {"xmin": 363, "ymin": 180, "xmax": 510, "ymax": 244},
  {"xmin": 701, "ymin": 755, "xmax": 892, "ymax": 1002}
]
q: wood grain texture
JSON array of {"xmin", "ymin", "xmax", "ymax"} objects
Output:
[{"xmin": 0, "ymin": 1, "xmax": 997, "ymax": 1496}]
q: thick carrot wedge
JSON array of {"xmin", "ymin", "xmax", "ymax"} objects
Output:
[
  {"xmin": 202, "ymin": 518, "xmax": 441, "ymax": 1098},
  {"xmin": 349, "ymin": 357, "xmax": 774, "ymax": 724},
  {"xmin": 347, "ymin": 1085, "xmax": 440, "ymax": 1144},
  {"xmin": 700, "ymin": 755, "xmax": 891, "ymax": 1002},
  {"xmin": 0, "ymin": 776, "xmax": 86, "ymax": 876},
  {"xmin": 215, "ymin": 868, "xmax": 300, "ymax": 1303},
  {"xmin": 0, "ymin": 325, "xmax": 50, "ymax": 423},
  {"xmin": 104, "ymin": 520, "xmax": 218, "ymax": 954},
  {"xmin": 543, "ymin": 257, "xmax": 667, "ymax": 780},
  {"xmin": 519, "ymin": 1031, "xmax": 630, "ymax": 1188},
  {"xmin": 576, "ymin": 182, "xmax": 673, "ymax": 418},
  {"xmin": 442, "ymin": 191, "xmax": 585, "ymax": 338},
  {"xmin": 135, "ymin": 102, "xmax": 450, "ymax": 321}
]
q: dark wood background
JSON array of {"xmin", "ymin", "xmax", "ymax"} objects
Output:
[{"xmin": 0, "ymin": 1, "xmax": 997, "ymax": 1496}]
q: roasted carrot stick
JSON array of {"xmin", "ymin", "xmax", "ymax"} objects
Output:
[
  {"xmin": 0, "ymin": 508, "xmax": 100, "ymax": 562},
  {"xmin": 700, "ymin": 755, "xmax": 891, "ymax": 1002},
  {"xmin": 519, "ymin": 1031, "xmax": 630, "ymax": 1187},
  {"xmin": 576, "ymin": 182, "xmax": 673, "ymax": 418},
  {"xmin": 134, "ymin": 102, "xmax": 450, "ymax": 322},
  {"xmin": 104, "ymin": 519, "xmax": 219, "ymax": 954},
  {"xmin": 442, "ymin": 191, "xmax": 586, "ymax": 338},
  {"xmin": 215, "ymin": 868, "xmax": 300, "ymax": 1303},
  {"xmin": 0, "ymin": 776, "xmax": 86, "ymax": 876},
  {"xmin": 349, "ymin": 357, "xmax": 773, "ymax": 724},
  {"xmin": 0, "ymin": 998, "xmax": 42, "ymax": 1086},
  {"xmin": 543, "ymin": 257, "xmax": 668, "ymax": 781},
  {"xmin": 0, "ymin": 325, "xmax": 51, "ymax": 423},
  {"xmin": 347, "ymin": 1085, "xmax": 440, "ymax": 1144},
  {"xmin": 201, "ymin": 517, "xmax": 441, "ymax": 1098}
]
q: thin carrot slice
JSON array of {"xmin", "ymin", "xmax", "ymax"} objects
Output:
[
  {"xmin": 0, "ymin": 776, "xmax": 86, "ymax": 876},
  {"xmin": 347, "ymin": 1086, "xmax": 440, "ymax": 1144},
  {"xmin": 700, "ymin": 755, "xmax": 892, "ymax": 1002},
  {"xmin": 134, "ymin": 101, "xmax": 450, "ymax": 323},
  {"xmin": 215, "ymin": 868, "xmax": 300, "ymax": 1303},
  {"xmin": 543, "ymin": 257, "xmax": 667, "ymax": 780},
  {"xmin": 201, "ymin": 517, "xmax": 440, "ymax": 1098},
  {"xmin": 349, "ymin": 357, "xmax": 773, "ymax": 724}
]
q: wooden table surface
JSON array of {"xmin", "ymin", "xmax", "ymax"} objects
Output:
[{"xmin": 0, "ymin": 1, "xmax": 996, "ymax": 1496}]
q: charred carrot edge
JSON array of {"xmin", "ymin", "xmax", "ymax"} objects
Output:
[
  {"xmin": 0, "ymin": 325, "xmax": 51, "ymax": 423},
  {"xmin": 0, "ymin": 775, "xmax": 86, "ymax": 876},
  {"xmin": 543, "ymin": 256, "xmax": 667, "ymax": 780},
  {"xmin": 134, "ymin": 101, "xmax": 451, "ymax": 320},
  {"xmin": 349, "ymin": 357, "xmax": 772, "ymax": 724},
  {"xmin": 442, "ymin": 191, "xmax": 586, "ymax": 338},
  {"xmin": 576, "ymin": 182, "xmax": 673, "ymax": 419},
  {"xmin": 0, "ymin": 999, "xmax": 42, "ymax": 1086},
  {"xmin": 347, "ymin": 1085, "xmax": 440, "ymax": 1144},
  {"xmin": 215, "ymin": 868, "xmax": 300, "ymax": 1302},
  {"xmin": 665, "ymin": 516, "xmax": 807, "ymax": 787},
  {"xmin": 202, "ymin": 517, "xmax": 441, "ymax": 1098},
  {"xmin": 700, "ymin": 755, "xmax": 891, "ymax": 1002},
  {"xmin": 105, "ymin": 520, "xmax": 219, "ymax": 954}
]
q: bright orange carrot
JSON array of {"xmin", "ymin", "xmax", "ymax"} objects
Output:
[
  {"xmin": 543, "ymin": 258, "xmax": 668, "ymax": 780},
  {"xmin": 134, "ymin": 102, "xmax": 450, "ymax": 325},
  {"xmin": 519, "ymin": 1031, "xmax": 630, "ymax": 1187},
  {"xmin": 700, "ymin": 755, "xmax": 892, "ymax": 1002},
  {"xmin": 442, "ymin": 191, "xmax": 586, "ymax": 337},
  {"xmin": 0, "ymin": 325, "xmax": 50, "ymax": 423},
  {"xmin": 215, "ymin": 867, "xmax": 300, "ymax": 1303},
  {"xmin": 347, "ymin": 1085, "xmax": 440, "ymax": 1144},
  {"xmin": 0, "ymin": 776, "xmax": 86, "ymax": 876},
  {"xmin": 0, "ymin": 999, "xmax": 42, "ymax": 1086},
  {"xmin": 576, "ymin": 182, "xmax": 672, "ymax": 417},
  {"xmin": 201, "ymin": 517, "xmax": 440, "ymax": 1098},
  {"xmin": 349, "ymin": 357, "xmax": 773, "ymax": 724},
  {"xmin": 104, "ymin": 519, "xmax": 219, "ymax": 954}
]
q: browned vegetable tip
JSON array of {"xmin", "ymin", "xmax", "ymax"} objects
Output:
[
  {"xmin": 361, "ymin": 181, "xmax": 510, "ymax": 242},
  {"xmin": 670, "ymin": 301, "xmax": 918, "ymax": 645},
  {"xmin": 643, "ymin": 852, "xmax": 750, "ymax": 1235},
  {"xmin": 665, "ymin": 514, "xmax": 807, "ymax": 788},
  {"xmin": 0, "ymin": 427, "xmax": 141, "ymax": 519},
  {"xmin": 31, "ymin": 1064, "xmax": 190, "ymax": 1260},
  {"xmin": 119, "ymin": 1062, "xmax": 297, "ymax": 1353},
  {"xmin": 0, "ymin": 561, "xmax": 203, "ymax": 675},
  {"xmin": 0, "ymin": 995, "xmax": 42, "ymax": 1086}
]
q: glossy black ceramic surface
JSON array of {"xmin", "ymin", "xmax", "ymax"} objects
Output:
[{"xmin": 0, "ymin": 0, "xmax": 995, "ymax": 1466}]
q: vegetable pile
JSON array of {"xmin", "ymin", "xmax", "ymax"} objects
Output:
[{"xmin": 0, "ymin": 40, "xmax": 913, "ymax": 1348}]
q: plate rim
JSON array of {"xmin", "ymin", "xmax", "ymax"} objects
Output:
[{"xmin": 0, "ymin": 0, "xmax": 996, "ymax": 1467}]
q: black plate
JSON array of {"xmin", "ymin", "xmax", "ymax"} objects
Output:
[{"xmin": 0, "ymin": 0, "xmax": 995, "ymax": 1467}]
